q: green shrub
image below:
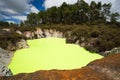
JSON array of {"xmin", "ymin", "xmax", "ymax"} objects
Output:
[{"xmin": 90, "ymin": 30, "xmax": 100, "ymax": 38}]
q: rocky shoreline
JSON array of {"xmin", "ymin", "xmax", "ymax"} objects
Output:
[
  {"xmin": 0, "ymin": 53, "xmax": 120, "ymax": 80},
  {"xmin": 15, "ymin": 27, "xmax": 120, "ymax": 55},
  {"xmin": 18, "ymin": 27, "xmax": 120, "ymax": 56},
  {"xmin": 0, "ymin": 27, "xmax": 120, "ymax": 78},
  {"xmin": 0, "ymin": 48, "xmax": 13, "ymax": 76},
  {"xmin": 1, "ymin": 27, "xmax": 120, "ymax": 55}
]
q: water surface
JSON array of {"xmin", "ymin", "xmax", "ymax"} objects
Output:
[{"xmin": 8, "ymin": 38, "xmax": 103, "ymax": 75}]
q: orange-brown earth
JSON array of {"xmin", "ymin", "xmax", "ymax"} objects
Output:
[{"xmin": 0, "ymin": 53, "xmax": 120, "ymax": 80}]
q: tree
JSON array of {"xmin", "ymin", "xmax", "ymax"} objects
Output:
[
  {"xmin": 90, "ymin": 1, "xmax": 102, "ymax": 23},
  {"xmin": 24, "ymin": 0, "xmax": 118, "ymax": 25},
  {"xmin": 76, "ymin": 0, "xmax": 90, "ymax": 23},
  {"xmin": 46, "ymin": 6, "xmax": 59, "ymax": 24},
  {"xmin": 38, "ymin": 11, "xmax": 47, "ymax": 24},
  {"xmin": 20, "ymin": 21, "xmax": 25, "ymax": 27},
  {"xmin": 60, "ymin": 2, "xmax": 69, "ymax": 24},
  {"xmin": 27, "ymin": 13, "xmax": 39, "ymax": 26},
  {"xmin": 97, "ymin": 2, "xmax": 102, "ymax": 10},
  {"xmin": 102, "ymin": 3, "xmax": 112, "ymax": 22},
  {"xmin": 110, "ymin": 12, "xmax": 119, "ymax": 23},
  {"xmin": 90, "ymin": 1, "xmax": 97, "ymax": 9},
  {"xmin": 0, "ymin": 21, "xmax": 10, "ymax": 27}
]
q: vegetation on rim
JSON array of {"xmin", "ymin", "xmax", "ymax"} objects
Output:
[{"xmin": 0, "ymin": 0, "xmax": 120, "ymax": 53}]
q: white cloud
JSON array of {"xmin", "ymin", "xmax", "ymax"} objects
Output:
[
  {"xmin": 27, "ymin": 5, "xmax": 39, "ymax": 14},
  {"xmin": 111, "ymin": 0, "xmax": 120, "ymax": 13},
  {"xmin": 0, "ymin": 8, "xmax": 18, "ymax": 14},
  {"xmin": 0, "ymin": 0, "xmax": 39, "ymax": 23},
  {"xmin": 25, "ymin": 4, "xmax": 39, "ymax": 15},
  {"xmin": 7, "ymin": 20, "xmax": 15, "ymax": 24},
  {"xmin": 30, "ymin": 6, "xmax": 39, "ymax": 13},
  {"xmin": 11, "ymin": 16, "xmax": 27, "ymax": 21},
  {"xmin": 0, "ymin": 0, "xmax": 39, "ymax": 14},
  {"xmin": 43, "ymin": 0, "xmax": 77, "ymax": 9},
  {"xmin": 0, "ymin": 0, "xmax": 28, "ymax": 15}
]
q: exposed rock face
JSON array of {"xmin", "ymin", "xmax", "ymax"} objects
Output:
[
  {"xmin": 16, "ymin": 39, "xmax": 29, "ymax": 49},
  {"xmin": 13, "ymin": 27, "xmax": 120, "ymax": 55},
  {"xmin": 23, "ymin": 31, "xmax": 35, "ymax": 39},
  {"xmin": 0, "ymin": 48, "xmax": 13, "ymax": 66},
  {"xmin": 0, "ymin": 48, "xmax": 13, "ymax": 76},
  {"xmin": 88, "ymin": 53, "xmax": 120, "ymax": 80},
  {"xmin": 0, "ymin": 68, "xmax": 108, "ymax": 80},
  {"xmin": 2, "ymin": 28, "xmax": 12, "ymax": 33},
  {"xmin": 0, "ymin": 53, "xmax": 120, "ymax": 80},
  {"xmin": 0, "ymin": 64, "xmax": 13, "ymax": 76},
  {"xmin": 34, "ymin": 28, "xmax": 44, "ymax": 38},
  {"xmin": 66, "ymin": 35, "xmax": 100, "ymax": 52},
  {"xmin": 103, "ymin": 47, "xmax": 120, "ymax": 56},
  {"xmin": 22, "ymin": 28, "xmax": 64, "ymax": 39},
  {"xmin": 0, "ymin": 27, "xmax": 120, "ymax": 79},
  {"xmin": 1, "ymin": 27, "xmax": 119, "ymax": 55},
  {"xmin": 7, "ymin": 39, "xmax": 29, "ymax": 51},
  {"xmin": 15, "ymin": 30, "xmax": 22, "ymax": 35}
]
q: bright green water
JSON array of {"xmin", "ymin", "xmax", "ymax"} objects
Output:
[{"xmin": 8, "ymin": 37, "xmax": 103, "ymax": 75}]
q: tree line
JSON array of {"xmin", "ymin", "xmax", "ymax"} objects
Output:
[
  {"xmin": 0, "ymin": 21, "xmax": 17, "ymax": 27},
  {"xmin": 21, "ymin": 0, "xmax": 119, "ymax": 26}
]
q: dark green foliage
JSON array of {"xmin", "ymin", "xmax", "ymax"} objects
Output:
[
  {"xmin": 110, "ymin": 13, "xmax": 119, "ymax": 23},
  {"xmin": 0, "ymin": 21, "xmax": 9, "ymax": 27},
  {"xmin": 0, "ymin": 31, "xmax": 24, "ymax": 49},
  {"xmin": 14, "ymin": 26, "xmax": 36, "ymax": 32},
  {"xmin": 26, "ymin": 13, "xmax": 39, "ymax": 27},
  {"xmin": 0, "ymin": 41, "xmax": 8, "ymax": 49},
  {"xmin": 72, "ymin": 26, "xmax": 90, "ymax": 38},
  {"xmin": 0, "ymin": 21, "xmax": 18, "ymax": 27},
  {"xmin": 0, "ymin": 23, "xmax": 120, "ymax": 52},
  {"xmin": 21, "ymin": 0, "xmax": 119, "ymax": 26},
  {"xmin": 90, "ymin": 30, "xmax": 100, "ymax": 38}
]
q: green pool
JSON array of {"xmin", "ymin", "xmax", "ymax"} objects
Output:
[{"xmin": 8, "ymin": 37, "xmax": 103, "ymax": 75}]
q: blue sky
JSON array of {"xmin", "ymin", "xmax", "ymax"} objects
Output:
[
  {"xmin": 0, "ymin": 0, "xmax": 44, "ymax": 23},
  {"xmin": 31, "ymin": 0, "xmax": 45, "ymax": 10},
  {"xmin": 0, "ymin": 0, "xmax": 119, "ymax": 24}
]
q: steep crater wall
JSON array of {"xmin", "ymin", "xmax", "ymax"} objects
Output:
[
  {"xmin": 16, "ymin": 27, "xmax": 120, "ymax": 56},
  {"xmin": 1, "ymin": 27, "xmax": 120, "ymax": 55},
  {"xmin": 0, "ymin": 27, "xmax": 120, "ymax": 77}
]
